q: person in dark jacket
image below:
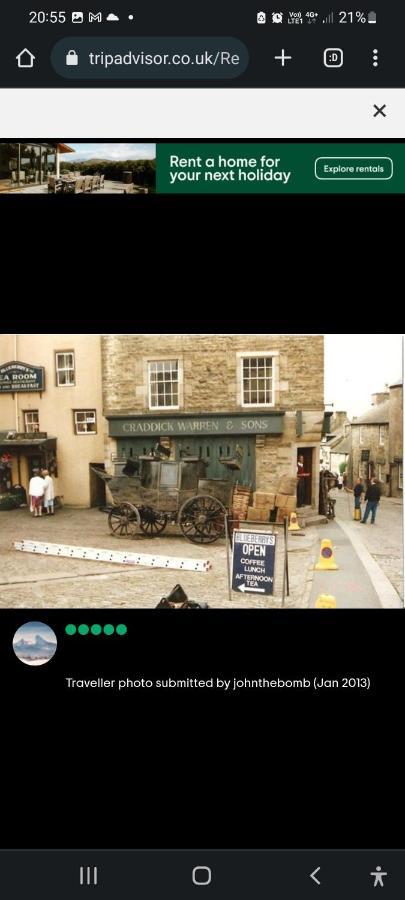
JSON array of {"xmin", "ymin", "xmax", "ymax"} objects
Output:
[
  {"xmin": 352, "ymin": 478, "xmax": 365, "ymax": 510},
  {"xmin": 361, "ymin": 478, "xmax": 381, "ymax": 524}
]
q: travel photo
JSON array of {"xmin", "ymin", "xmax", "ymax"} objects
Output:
[
  {"xmin": 0, "ymin": 142, "xmax": 156, "ymax": 194},
  {"xmin": 0, "ymin": 333, "xmax": 402, "ymax": 610}
]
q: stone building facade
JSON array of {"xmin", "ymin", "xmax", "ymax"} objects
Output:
[
  {"xmin": 349, "ymin": 392, "xmax": 391, "ymax": 496},
  {"xmin": 102, "ymin": 334, "xmax": 325, "ymax": 508},
  {"xmin": 347, "ymin": 383, "xmax": 403, "ymax": 497},
  {"xmin": 388, "ymin": 378, "xmax": 403, "ymax": 498},
  {"xmin": 0, "ymin": 334, "xmax": 105, "ymax": 506}
]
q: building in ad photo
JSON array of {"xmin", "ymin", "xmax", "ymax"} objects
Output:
[{"xmin": 0, "ymin": 142, "xmax": 156, "ymax": 194}]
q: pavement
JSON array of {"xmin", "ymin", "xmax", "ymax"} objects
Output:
[
  {"xmin": 0, "ymin": 507, "xmax": 317, "ymax": 610},
  {"xmin": 309, "ymin": 490, "xmax": 403, "ymax": 609},
  {"xmin": 1, "ymin": 494, "xmax": 401, "ymax": 610}
]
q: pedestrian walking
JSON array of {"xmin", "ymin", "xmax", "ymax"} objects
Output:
[
  {"xmin": 337, "ymin": 473, "xmax": 343, "ymax": 490},
  {"xmin": 353, "ymin": 478, "xmax": 365, "ymax": 510},
  {"xmin": 28, "ymin": 469, "xmax": 45, "ymax": 517},
  {"xmin": 361, "ymin": 477, "xmax": 381, "ymax": 525},
  {"xmin": 346, "ymin": 477, "xmax": 365, "ymax": 520},
  {"xmin": 41, "ymin": 468, "xmax": 55, "ymax": 515}
]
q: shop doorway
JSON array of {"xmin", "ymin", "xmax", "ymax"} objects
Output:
[
  {"xmin": 89, "ymin": 463, "xmax": 106, "ymax": 508},
  {"xmin": 297, "ymin": 447, "xmax": 313, "ymax": 506},
  {"xmin": 28, "ymin": 452, "xmax": 46, "ymax": 478}
]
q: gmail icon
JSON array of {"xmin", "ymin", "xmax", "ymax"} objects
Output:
[{"xmin": 89, "ymin": 11, "xmax": 102, "ymax": 22}]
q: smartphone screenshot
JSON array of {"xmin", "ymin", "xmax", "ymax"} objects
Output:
[
  {"xmin": 0, "ymin": 328, "xmax": 403, "ymax": 898},
  {"xmin": 1, "ymin": 2, "xmax": 404, "ymax": 898}
]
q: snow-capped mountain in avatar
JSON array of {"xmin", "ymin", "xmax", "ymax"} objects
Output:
[{"xmin": 13, "ymin": 634, "xmax": 56, "ymax": 657}]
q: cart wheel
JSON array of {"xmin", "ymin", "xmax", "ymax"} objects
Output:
[
  {"xmin": 108, "ymin": 503, "xmax": 140, "ymax": 537},
  {"xmin": 179, "ymin": 495, "xmax": 226, "ymax": 544},
  {"xmin": 139, "ymin": 507, "xmax": 168, "ymax": 537}
]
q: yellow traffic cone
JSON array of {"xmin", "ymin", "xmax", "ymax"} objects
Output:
[
  {"xmin": 315, "ymin": 594, "xmax": 337, "ymax": 608},
  {"xmin": 288, "ymin": 511, "xmax": 301, "ymax": 531},
  {"xmin": 315, "ymin": 538, "xmax": 338, "ymax": 570}
]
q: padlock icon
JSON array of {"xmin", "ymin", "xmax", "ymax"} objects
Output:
[{"xmin": 66, "ymin": 49, "xmax": 78, "ymax": 66}]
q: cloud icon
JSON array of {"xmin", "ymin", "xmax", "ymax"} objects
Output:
[{"xmin": 106, "ymin": 13, "xmax": 119, "ymax": 20}]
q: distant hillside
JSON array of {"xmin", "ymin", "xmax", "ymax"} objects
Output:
[
  {"xmin": 73, "ymin": 157, "xmax": 155, "ymax": 165},
  {"xmin": 60, "ymin": 157, "xmax": 156, "ymax": 188}
]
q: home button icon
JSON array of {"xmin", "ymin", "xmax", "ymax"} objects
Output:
[
  {"xmin": 16, "ymin": 48, "xmax": 36, "ymax": 68},
  {"xmin": 192, "ymin": 866, "xmax": 212, "ymax": 886}
]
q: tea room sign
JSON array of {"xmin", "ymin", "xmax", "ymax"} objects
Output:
[{"xmin": 0, "ymin": 361, "xmax": 45, "ymax": 393}]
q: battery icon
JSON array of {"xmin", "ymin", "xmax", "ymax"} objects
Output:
[{"xmin": 368, "ymin": 11, "xmax": 377, "ymax": 24}]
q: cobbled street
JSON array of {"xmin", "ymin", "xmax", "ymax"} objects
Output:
[{"xmin": 0, "ymin": 507, "xmax": 319, "ymax": 609}]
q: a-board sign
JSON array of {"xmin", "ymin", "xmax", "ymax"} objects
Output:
[{"xmin": 232, "ymin": 531, "xmax": 276, "ymax": 596}]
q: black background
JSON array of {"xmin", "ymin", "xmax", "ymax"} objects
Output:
[
  {"xmin": 1, "ymin": 150, "xmax": 403, "ymax": 851},
  {"xmin": 1, "ymin": 610, "xmax": 403, "ymax": 848}
]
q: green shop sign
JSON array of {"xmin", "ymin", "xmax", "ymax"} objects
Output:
[
  {"xmin": 156, "ymin": 143, "xmax": 405, "ymax": 194},
  {"xmin": 109, "ymin": 413, "xmax": 285, "ymax": 438},
  {"xmin": 0, "ymin": 361, "xmax": 45, "ymax": 393}
]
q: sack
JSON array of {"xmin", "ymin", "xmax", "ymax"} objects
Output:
[{"xmin": 156, "ymin": 597, "xmax": 209, "ymax": 609}]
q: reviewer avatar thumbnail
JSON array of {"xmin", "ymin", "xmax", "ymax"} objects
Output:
[{"xmin": 13, "ymin": 622, "xmax": 57, "ymax": 666}]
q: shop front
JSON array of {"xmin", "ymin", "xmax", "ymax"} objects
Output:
[
  {"xmin": 107, "ymin": 412, "xmax": 286, "ymax": 490},
  {"xmin": 0, "ymin": 431, "xmax": 57, "ymax": 496}
]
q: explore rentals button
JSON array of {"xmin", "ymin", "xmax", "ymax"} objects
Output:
[{"xmin": 315, "ymin": 157, "xmax": 393, "ymax": 181}]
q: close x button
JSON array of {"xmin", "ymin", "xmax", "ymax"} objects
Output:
[{"xmin": 373, "ymin": 104, "xmax": 388, "ymax": 117}]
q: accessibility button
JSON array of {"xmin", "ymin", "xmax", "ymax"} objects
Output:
[{"xmin": 315, "ymin": 156, "xmax": 393, "ymax": 181}]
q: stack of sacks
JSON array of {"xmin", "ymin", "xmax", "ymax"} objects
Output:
[
  {"xmin": 247, "ymin": 491, "xmax": 276, "ymax": 522},
  {"xmin": 275, "ymin": 475, "xmax": 298, "ymax": 523},
  {"xmin": 277, "ymin": 475, "xmax": 298, "ymax": 495}
]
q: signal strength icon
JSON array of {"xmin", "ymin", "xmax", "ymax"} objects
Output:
[{"xmin": 322, "ymin": 11, "xmax": 334, "ymax": 23}]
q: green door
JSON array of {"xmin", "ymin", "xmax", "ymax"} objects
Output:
[
  {"xmin": 175, "ymin": 436, "xmax": 256, "ymax": 489},
  {"xmin": 117, "ymin": 436, "xmax": 256, "ymax": 489},
  {"xmin": 117, "ymin": 438, "xmax": 157, "ymax": 472}
]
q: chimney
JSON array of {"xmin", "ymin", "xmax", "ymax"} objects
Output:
[
  {"xmin": 331, "ymin": 411, "xmax": 348, "ymax": 431},
  {"xmin": 371, "ymin": 392, "xmax": 389, "ymax": 406}
]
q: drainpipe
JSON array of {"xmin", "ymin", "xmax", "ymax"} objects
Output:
[
  {"xmin": 14, "ymin": 334, "xmax": 19, "ymax": 432},
  {"xmin": 56, "ymin": 147, "xmax": 60, "ymax": 178}
]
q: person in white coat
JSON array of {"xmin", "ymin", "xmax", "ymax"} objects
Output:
[
  {"xmin": 41, "ymin": 469, "xmax": 55, "ymax": 515},
  {"xmin": 28, "ymin": 469, "xmax": 45, "ymax": 516}
]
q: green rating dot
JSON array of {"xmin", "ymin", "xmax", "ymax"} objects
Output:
[
  {"xmin": 116, "ymin": 624, "xmax": 128, "ymax": 636},
  {"xmin": 103, "ymin": 624, "xmax": 115, "ymax": 636},
  {"xmin": 65, "ymin": 624, "xmax": 77, "ymax": 636},
  {"xmin": 91, "ymin": 624, "xmax": 102, "ymax": 636},
  {"xmin": 78, "ymin": 624, "xmax": 90, "ymax": 636}
]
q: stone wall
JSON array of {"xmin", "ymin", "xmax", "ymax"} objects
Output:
[
  {"xmin": 255, "ymin": 414, "xmax": 297, "ymax": 491},
  {"xmin": 351, "ymin": 424, "xmax": 390, "ymax": 496},
  {"xmin": 101, "ymin": 334, "xmax": 324, "ymax": 414},
  {"xmin": 389, "ymin": 385, "xmax": 403, "ymax": 497}
]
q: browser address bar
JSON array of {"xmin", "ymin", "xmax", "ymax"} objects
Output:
[{"xmin": 51, "ymin": 37, "xmax": 249, "ymax": 79}]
